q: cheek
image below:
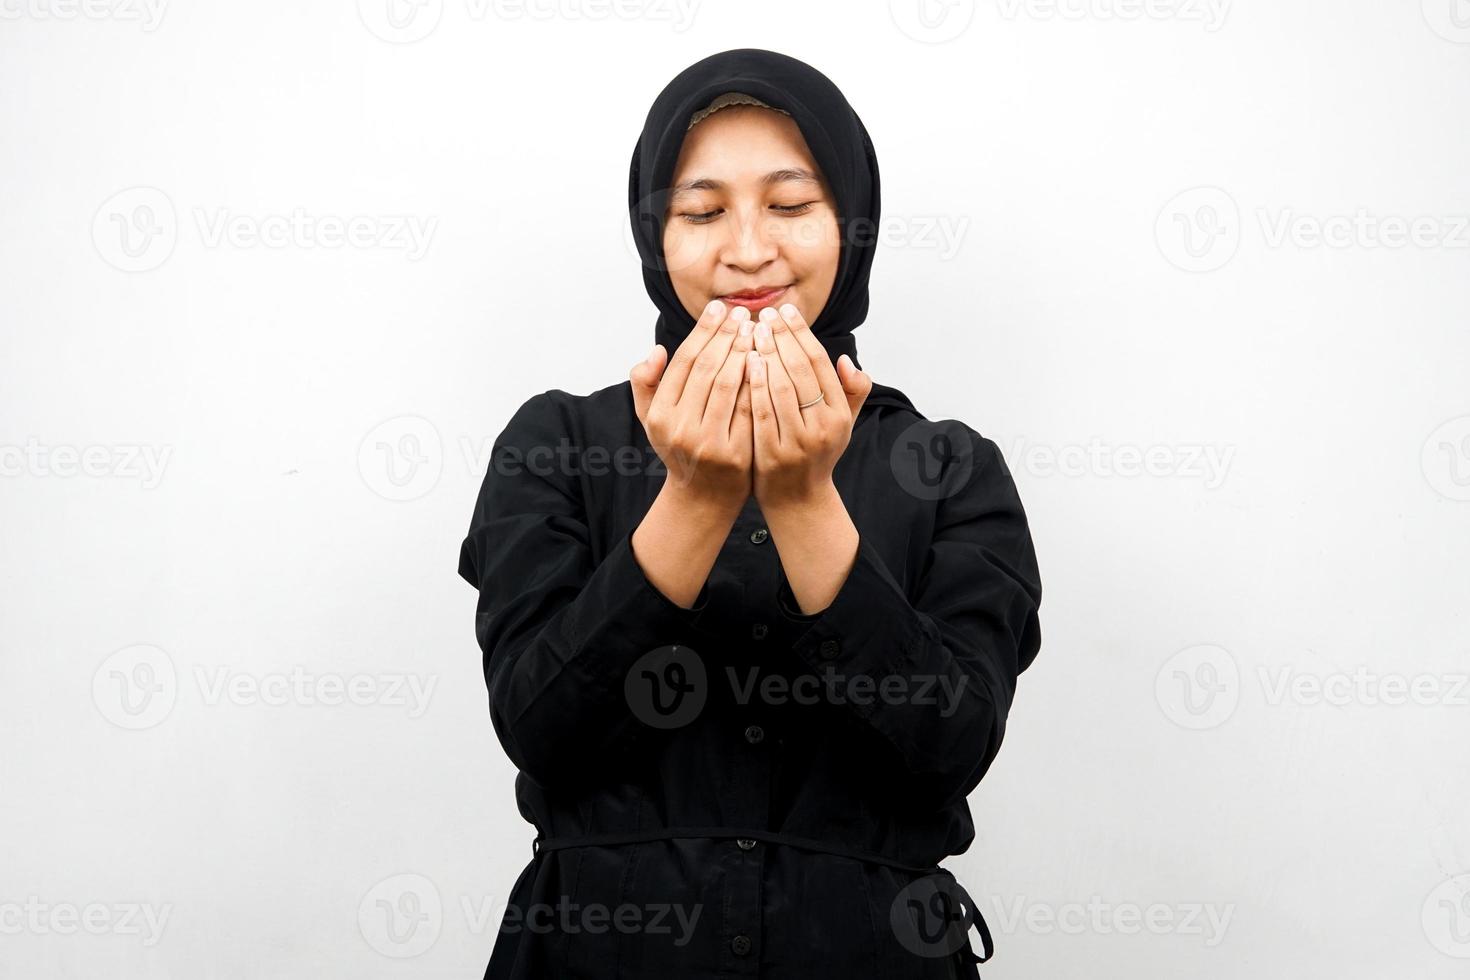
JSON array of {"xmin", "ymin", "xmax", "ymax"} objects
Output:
[
  {"xmin": 662, "ymin": 221, "xmax": 716, "ymax": 277},
  {"xmin": 781, "ymin": 213, "xmax": 840, "ymax": 276}
]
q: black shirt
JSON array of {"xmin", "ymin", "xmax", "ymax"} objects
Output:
[{"xmin": 457, "ymin": 377, "xmax": 1043, "ymax": 980}]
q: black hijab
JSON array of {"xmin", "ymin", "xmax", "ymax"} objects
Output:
[{"xmin": 627, "ymin": 48, "xmax": 917, "ymax": 415}]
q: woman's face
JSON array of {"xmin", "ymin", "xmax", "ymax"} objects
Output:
[{"xmin": 662, "ymin": 105, "xmax": 840, "ymax": 322}]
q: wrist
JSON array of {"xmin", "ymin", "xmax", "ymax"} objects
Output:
[
  {"xmin": 759, "ymin": 479, "xmax": 841, "ymax": 519},
  {"xmin": 656, "ymin": 480, "xmax": 747, "ymax": 526}
]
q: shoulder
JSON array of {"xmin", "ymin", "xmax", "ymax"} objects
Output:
[
  {"xmin": 864, "ymin": 400, "xmax": 1011, "ymax": 482},
  {"xmin": 856, "ymin": 395, "xmax": 1026, "ymax": 521},
  {"xmin": 499, "ymin": 380, "xmax": 634, "ymax": 441}
]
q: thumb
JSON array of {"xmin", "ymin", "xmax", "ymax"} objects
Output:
[
  {"xmin": 630, "ymin": 344, "xmax": 666, "ymax": 420},
  {"xmin": 837, "ymin": 354, "xmax": 871, "ymax": 419}
]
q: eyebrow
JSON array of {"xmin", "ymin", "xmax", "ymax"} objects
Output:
[{"xmin": 671, "ymin": 167, "xmax": 823, "ymax": 196}]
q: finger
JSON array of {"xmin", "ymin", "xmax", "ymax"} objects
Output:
[
  {"xmin": 728, "ymin": 322, "xmax": 755, "ymax": 439},
  {"xmin": 760, "ymin": 306, "xmax": 823, "ymax": 417},
  {"xmin": 746, "ymin": 348, "xmax": 779, "ymax": 460},
  {"xmin": 703, "ymin": 316, "xmax": 753, "ymax": 429},
  {"xmin": 753, "ymin": 317, "xmax": 801, "ymax": 445},
  {"xmin": 777, "ymin": 302, "xmax": 843, "ymax": 415},
  {"xmin": 836, "ymin": 353, "xmax": 872, "ymax": 420},
  {"xmin": 679, "ymin": 304, "xmax": 748, "ymax": 415},
  {"xmin": 731, "ymin": 360, "xmax": 753, "ymax": 442},
  {"xmin": 650, "ymin": 299, "xmax": 733, "ymax": 416},
  {"xmin": 630, "ymin": 344, "xmax": 667, "ymax": 423}
]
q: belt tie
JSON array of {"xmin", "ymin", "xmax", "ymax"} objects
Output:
[{"xmin": 532, "ymin": 827, "xmax": 994, "ymax": 977}]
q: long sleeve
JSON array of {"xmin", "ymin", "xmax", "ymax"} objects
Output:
[
  {"xmin": 457, "ymin": 391, "xmax": 710, "ymax": 791},
  {"xmin": 775, "ymin": 428, "xmax": 1042, "ymax": 811}
]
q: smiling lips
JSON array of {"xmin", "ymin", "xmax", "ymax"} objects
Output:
[{"xmin": 719, "ymin": 284, "xmax": 789, "ymax": 309}]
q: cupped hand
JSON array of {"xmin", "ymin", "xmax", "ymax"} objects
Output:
[
  {"xmin": 631, "ymin": 300, "xmax": 757, "ymax": 511},
  {"xmin": 743, "ymin": 303, "xmax": 872, "ymax": 508}
]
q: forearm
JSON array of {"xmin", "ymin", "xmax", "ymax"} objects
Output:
[
  {"xmin": 763, "ymin": 481, "xmax": 859, "ymax": 615},
  {"xmin": 631, "ymin": 483, "xmax": 744, "ymax": 608}
]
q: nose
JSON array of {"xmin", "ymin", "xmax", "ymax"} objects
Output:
[{"xmin": 718, "ymin": 204, "xmax": 780, "ymax": 272}]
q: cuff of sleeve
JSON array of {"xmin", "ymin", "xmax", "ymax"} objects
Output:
[
  {"xmin": 777, "ymin": 535, "xmax": 923, "ymax": 692},
  {"xmin": 615, "ymin": 525, "xmax": 712, "ymax": 620},
  {"xmin": 550, "ymin": 527, "xmax": 714, "ymax": 700}
]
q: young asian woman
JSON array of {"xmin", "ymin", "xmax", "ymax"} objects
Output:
[{"xmin": 457, "ymin": 47, "xmax": 1043, "ymax": 980}]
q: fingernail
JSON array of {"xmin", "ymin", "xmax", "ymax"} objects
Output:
[
  {"xmin": 759, "ymin": 307, "xmax": 778, "ymax": 322},
  {"xmin": 645, "ymin": 345, "xmax": 661, "ymax": 366},
  {"xmin": 780, "ymin": 303, "xmax": 798, "ymax": 320},
  {"xmin": 738, "ymin": 319, "xmax": 752, "ymax": 337},
  {"xmin": 756, "ymin": 322, "xmax": 771, "ymax": 343},
  {"xmin": 706, "ymin": 299, "xmax": 724, "ymax": 318},
  {"xmin": 731, "ymin": 305, "xmax": 750, "ymax": 321},
  {"xmin": 747, "ymin": 350, "xmax": 763, "ymax": 377}
]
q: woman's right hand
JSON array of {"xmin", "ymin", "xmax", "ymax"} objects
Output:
[{"xmin": 631, "ymin": 299, "xmax": 756, "ymax": 512}]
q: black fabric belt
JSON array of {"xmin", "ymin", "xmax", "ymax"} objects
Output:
[{"xmin": 530, "ymin": 827, "xmax": 993, "ymax": 978}]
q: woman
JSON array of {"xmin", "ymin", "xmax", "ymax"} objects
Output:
[{"xmin": 457, "ymin": 48, "xmax": 1042, "ymax": 980}]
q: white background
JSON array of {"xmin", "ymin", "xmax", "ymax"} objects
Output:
[{"xmin": 2, "ymin": 0, "xmax": 1468, "ymax": 977}]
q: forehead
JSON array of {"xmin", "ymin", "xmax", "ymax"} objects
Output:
[{"xmin": 670, "ymin": 105, "xmax": 824, "ymax": 184}]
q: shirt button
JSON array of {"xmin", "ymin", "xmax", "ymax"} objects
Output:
[
  {"xmin": 736, "ymin": 838, "xmax": 757, "ymax": 850},
  {"xmin": 819, "ymin": 638, "xmax": 841, "ymax": 659},
  {"xmin": 751, "ymin": 622, "xmax": 768, "ymax": 640},
  {"xmin": 731, "ymin": 934, "xmax": 753, "ymax": 956},
  {"xmin": 743, "ymin": 724, "xmax": 764, "ymax": 745},
  {"xmin": 749, "ymin": 528, "xmax": 769, "ymax": 545}
]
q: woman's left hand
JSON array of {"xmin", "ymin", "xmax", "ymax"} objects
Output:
[{"xmin": 744, "ymin": 303, "xmax": 872, "ymax": 509}]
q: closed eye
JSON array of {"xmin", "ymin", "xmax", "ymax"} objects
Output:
[{"xmin": 680, "ymin": 202, "xmax": 818, "ymax": 225}]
